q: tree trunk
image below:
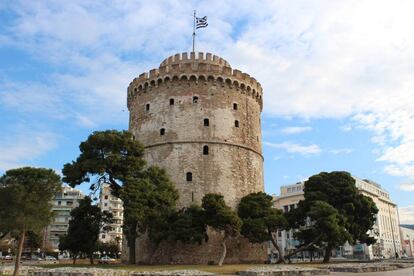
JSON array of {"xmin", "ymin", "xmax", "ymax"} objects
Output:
[
  {"xmin": 323, "ymin": 243, "xmax": 332, "ymax": 263},
  {"xmin": 89, "ymin": 253, "xmax": 94, "ymax": 264},
  {"xmin": 13, "ymin": 230, "xmax": 26, "ymax": 276},
  {"xmin": 128, "ymin": 237, "xmax": 136, "ymax": 264},
  {"xmin": 218, "ymin": 238, "xmax": 227, "ymax": 266},
  {"xmin": 284, "ymin": 235, "xmax": 322, "ymax": 260},
  {"xmin": 73, "ymin": 255, "xmax": 77, "ymax": 264},
  {"xmin": 269, "ymin": 234, "xmax": 285, "ymax": 264}
]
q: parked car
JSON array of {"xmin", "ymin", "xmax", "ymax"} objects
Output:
[
  {"xmin": 31, "ymin": 256, "xmax": 43, "ymax": 261},
  {"xmin": 98, "ymin": 256, "xmax": 116, "ymax": 264},
  {"xmin": 45, "ymin": 256, "xmax": 57, "ymax": 261},
  {"xmin": 2, "ymin": 255, "xmax": 13, "ymax": 260}
]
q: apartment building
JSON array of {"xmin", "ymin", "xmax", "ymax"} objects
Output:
[
  {"xmin": 43, "ymin": 185, "xmax": 84, "ymax": 250},
  {"xmin": 273, "ymin": 176, "xmax": 402, "ymax": 259},
  {"xmin": 98, "ymin": 183, "xmax": 123, "ymax": 249}
]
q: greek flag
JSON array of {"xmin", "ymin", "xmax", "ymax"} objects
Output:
[{"xmin": 196, "ymin": 16, "xmax": 208, "ymax": 29}]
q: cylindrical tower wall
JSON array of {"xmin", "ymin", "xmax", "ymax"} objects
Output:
[{"xmin": 128, "ymin": 52, "xmax": 264, "ymax": 209}]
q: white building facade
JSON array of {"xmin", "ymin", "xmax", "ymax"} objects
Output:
[
  {"xmin": 273, "ymin": 176, "xmax": 402, "ymax": 260},
  {"xmin": 98, "ymin": 183, "xmax": 124, "ymax": 249},
  {"xmin": 43, "ymin": 185, "xmax": 84, "ymax": 250}
]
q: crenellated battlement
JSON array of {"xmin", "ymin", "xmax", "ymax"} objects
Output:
[
  {"xmin": 160, "ymin": 52, "xmax": 231, "ymax": 67},
  {"xmin": 127, "ymin": 52, "xmax": 263, "ymax": 110}
]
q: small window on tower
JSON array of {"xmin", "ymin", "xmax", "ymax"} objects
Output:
[
  {"xmin": 146, "ymin": 103, "xmax": 150, "ymax": 111},
  {"xmin": 186, "ymin": 172, "xmax": 193, "ymax": 182},
  {"xmin": 160, "ymin": 128, "xmax": 165, "ymax": 135},
  {"xmin": 204, "ymin": 118, "xmax": 209, "ymax": 127},
  {"xmin": 203, "ymin": 145, "xmax": 209, "ymax": 155},
  {"xmin": 193, "ymin": 96, "xmax": 198, "ymax": 103},
  {"xmin": 170, "ymin": 98, "xmax": 174, "ymax": 105},
  {"xmin": 235, "ymin": 120, "xmax": 239, "ymax": 127},
  {"xmin": 233, "ymin": 103, "xmax": 238, "ymax": 110}
]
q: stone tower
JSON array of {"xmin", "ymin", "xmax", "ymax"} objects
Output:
[{"xmin": 126, "ymin": 52, "xmax": 266, "ymax": 263}]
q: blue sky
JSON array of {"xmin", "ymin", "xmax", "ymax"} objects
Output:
[{"xmin": 0, "ymin": 1, "xmax": 413, "ymax": 223}]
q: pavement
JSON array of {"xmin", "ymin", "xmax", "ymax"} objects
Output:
[{"xmin": 331, "ymin": 267, "xmax": 414, "ymax": 276}]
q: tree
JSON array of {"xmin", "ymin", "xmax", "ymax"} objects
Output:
[
  {"xmin": 150, "ymin": 205, "xmax": 208, "ymax": 246},
  {"xmin": 201, "ymin": 194, "xmax": 241, "ymax": 266},
  {"xmin": 294, "ymin": 171, "xmax": 378, "ymax": 262},
  {"xmin": 0, "ymin": 167, "xmax": 61, "ymax": 276},
  {"xmin": 121, "ymin": 167, "xmax": 179, "ymax": 263},
  {"xmin": 62, "ymin": 130, "xmax": 151, "ymax": 264},
  {"xmin": 59, "ymin": 197, "xmax": 113, "ymax": 264},
  {"xmin": 59, "ymin": 235, "xmax": 80, "ymax": 264},
  {"xmin": 62, "ymin": 130, "xmax": 146, "ymax": 197},
  {"xmin": 238, "ymin": 192, "xmax": 288, "ymax": 263},
  {"xmin": 26, "ymin": 231, "xmax": 42, "ymax": 255}
]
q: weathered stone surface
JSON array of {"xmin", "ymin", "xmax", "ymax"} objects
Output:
[
  {"xmin": 238, "ymin": 265, "xmax": 330, "ymax": 276},
  {"xmin": 0, "ymin": 265, "xmax": 40, "ymax": 276},
  {"xmin": 25, "ymin": 267, "xmax": 214, "ymax": 276},
  {"xmin": 126, "ymin": 52, "xmax": 266, "ymax": 264},
  {"xmin": 130, "ymin": 270, "xmax": 214, "ymax": 276},
  {"xmin": 28, "ymin": 267, "xmax": 130, "ymax": 276},
  {"xmin": 136, "ymin": 228, "xmax": 267, "ymax": 265},
  {"xmin": 320, "ymin": 262, "xmax": 414, "ymax": 273}
]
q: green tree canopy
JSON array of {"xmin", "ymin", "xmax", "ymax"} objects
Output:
[
  {"xmin": 62, "ymin": 130, "xmax": 146, "ymax": 196},
  {"xmin": 0, "ymin": 167, "xmax": 61, "ymax": 276},
  {"xmin": 121, "ymin": 167, "xmax": 179, "ymax": 264},
  {"xmin": 294, "ymin": 171, "xmax": 378, "ymax": 262},
  {"xmin": 59, "ymin": 197, "xmax": 113, "ymax": 264},
  {"xmin": 202, "ymin": 193, "xmax": 242, "ymax": 266},
  {"xmin": 62, "ymin": 130, "xmax": 178, "ymax": 264},
  {"xmin": 238, "ymin": 192, "xmax": 288, "ymax": 263},
  {"xmin": 150, "ymin": 205, "xmax": 208, "ymax": 246}
]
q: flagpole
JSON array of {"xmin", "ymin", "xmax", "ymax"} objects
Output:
[{"xmin": 192, "ymin": 10, "xmax": 196, "ymax": 52}]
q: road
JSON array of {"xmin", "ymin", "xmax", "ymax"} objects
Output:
[{"xmin": 332, "ymin": 267, "xmax": 414, "ymax": 276}]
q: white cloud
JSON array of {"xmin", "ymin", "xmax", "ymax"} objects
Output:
[
  {"xmin": 281, "ymin": 126, "xmax": 312, "ymax": 135},
  {"xmin": 400, "ymin": 183, "xmax": 414, "ymax": 192},
  {"xmin": 0, "ymin": 128, "xmax": 59, "ymax": 171},
  {"xmin": 264, "ymin": 141, "xmax": 321, "ymax": 156},
  {"xmin": 399, "ymin": 205, "xmax": 414, "ymax": 225}
]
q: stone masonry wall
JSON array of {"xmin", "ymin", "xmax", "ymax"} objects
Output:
[{"xmin": 126, "ymin": 52, "xmax": 265, "ymax": 263}]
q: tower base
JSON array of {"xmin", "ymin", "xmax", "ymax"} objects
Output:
[{"xmin": 122, "ymin": 228, "xmax": 268, "ymax": 265}]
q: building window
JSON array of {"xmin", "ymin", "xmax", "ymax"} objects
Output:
[
  {"xmin": 186, "ymin": 172, "xmax": 192, "ymax": 182},
  {"xmin": 160, "ymin": 128, "xmax": 165, "ymax": 135},
  {"xmin": 235, "ymin": 120, "xmax": 239, "ymax": 127},
  {"xmin": 193, "ymin": 96, "xmax": 198, "ymax": 103},
  {"xmin": 104, "ymin": 195, "xmax": 108, "ymax": 200},
  {"xmin": 204, "ymin": 118, "xmax": 209, "ymax": 127},
  {"xmin": 102, "ymin": 234, "xmax": 106, "ymax": 239},
  {"xmin": 146, "ymin": 103, "xmax": 150, "ymax": 111},
  {"xmin": 192, "ymin": 192, "xmax": 194, "ymax": 202},
  {"xmin": 104, "ymin": 203, "xmax": 108, "ymax": 207},
  {"xmin": 233, "ymin": 103, "xmax": 238, "ymax": 110},
  {"xmin": 283, "ymin": 206, "xmax": 288, "ymax": 213},
  {"xmin": 170, "ymin": 98, "xmax": 174, "ymax": 105},
  {"xmin": 203, "ymin": 145, "xmax": 209, "ymax": 155}
]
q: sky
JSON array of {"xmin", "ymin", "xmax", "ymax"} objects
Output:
[{"xmin": 0, "ymin": 1, "xmax": 413, "ymax": 224}]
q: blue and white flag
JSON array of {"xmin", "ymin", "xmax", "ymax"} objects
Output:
[{"xmin": 196, "ymin": 16, "xmax": 208, "ymax": 29}]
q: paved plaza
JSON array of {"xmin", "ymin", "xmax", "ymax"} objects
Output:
[{"xmin": 332, "ymin": 267, "xmax": 414, "ymax": 276}]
